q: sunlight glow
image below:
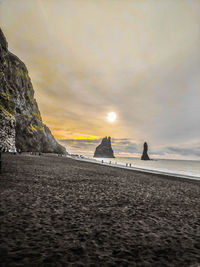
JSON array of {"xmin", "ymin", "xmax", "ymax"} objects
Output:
[{"xmin": 107, "ymin": 112, "xmax": 117, "ymax": 123}]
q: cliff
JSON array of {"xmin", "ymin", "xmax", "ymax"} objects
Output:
[
  {"xmin": 141, "ymin": 142, "xmax": 150, "ymax": 160},
  {"xmin": 0, "ymin": 28, "xmax": 66, "ymax": 153},
  {"xmin": 94, "ymin": 137, "xmax": 115, "ymax": 158}
]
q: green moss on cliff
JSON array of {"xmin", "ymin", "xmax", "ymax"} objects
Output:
[
  {"xmin": 16, "ymin": 68, "xmax": 21, "ymax": 77},
  {"xmin": 0, "ymin": 104, "xmax": 14, "ymax": 118}
]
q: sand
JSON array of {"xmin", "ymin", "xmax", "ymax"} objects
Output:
[{"xmin": 0, "ymin": 153, "xmax": 200, "ymax": 266}]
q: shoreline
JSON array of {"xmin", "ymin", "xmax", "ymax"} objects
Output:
[
  {"xmin": 2, "ymin": 152, "xmax": 199, "ymax": 182},
  {"xmin": 72, "ymin": 156, "xmax": 200, "ymax": 182}
]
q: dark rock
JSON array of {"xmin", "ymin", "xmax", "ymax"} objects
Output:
[
  {"xmin": 0, "ymin": 112, "xmax": 16, "ymax": 152},
  {"xmin": 0, "ymin": 27, "xmax": 66, "ymax": 154},
  {"xmin": 141, "ymin": 142, "xmax": 150, "ymax": 160},
  {"xmin": 94, "ymin": 137, "xmax": 115, "ymax": 158},
  {"xmin": 69, "ymin": 246, "xmax": 85, "ymax": 255}
]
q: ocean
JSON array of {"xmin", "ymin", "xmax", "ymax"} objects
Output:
[{"xmin": 91, "ymin": 157, "xmax": 200, "ymax": 180}]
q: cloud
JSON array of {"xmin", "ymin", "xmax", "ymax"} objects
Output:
[
  {"xmin": 1, "ymin": 0, "xmax": 200, "ymax": 159},
  {"xmin": 164, "ymin": 146, "xmax": 200, "ymax": 157},
  {"xmin": 59, "ymin": 138, "xmax": 142, "ymax": 156},
  {"xmin": 59, "ymin": 138, "xmax": 200, "ymax": 160}
]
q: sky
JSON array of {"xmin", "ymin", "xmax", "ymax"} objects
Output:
[{"xmin": 0, "ymin": 0, "xmax": 200, "ymax": 159}]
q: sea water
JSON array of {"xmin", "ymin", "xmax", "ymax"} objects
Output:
[{"xmin": 93, "ymin": 157, "xmax": 200, "ymax": 180}]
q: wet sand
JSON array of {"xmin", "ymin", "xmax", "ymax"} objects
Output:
[{"xmin": 0, "ymin": 153, "xmax": 200, "ymax": 266}]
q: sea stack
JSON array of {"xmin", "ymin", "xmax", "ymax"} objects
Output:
[
  {"xmin": 141, "ymin": 142, "xmax": 150, "ymax": 160},
  {"xmin": 0, "ymin": 28, "xmax": 66, "ymax": 153},
  {"xmin": 94, "ymin": 137, "xmax": 115, "ymax": 158}
]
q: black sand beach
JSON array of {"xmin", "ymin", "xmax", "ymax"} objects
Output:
[{"xmin": 0, "ymin": 153, "xmax": 200, "ymax": 266}]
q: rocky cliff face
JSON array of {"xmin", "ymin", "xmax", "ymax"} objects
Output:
[
  {"xmin": 141, "ymin": 142, "xmax": 150, "ymax": 160},
  {"xmin": 94, "ymin": 137, "xmax": 115, "ymax": 158},
  {"xmin": 0, "ymin": 28, "xmax": 66, "ymax": 153},
  {"xmin": 0, "ymin": 111, "xmax": 16, "ymax": 152}
]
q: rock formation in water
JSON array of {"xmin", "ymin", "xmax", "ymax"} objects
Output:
[
  {"xmin": 0, "ymin": 28, "xmax": 66, "ymax": 153},
  {"xmin": 141, "ymin": 142, "xmax": 150, "ymax": 160},
  {"xmin": 94, "ymin": 137, "xmax": 115, "ymax": 158}
]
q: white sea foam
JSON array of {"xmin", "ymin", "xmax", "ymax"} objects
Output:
[{"xmin": 88, "ymin": 157, "xmax": 200, "ymax": 180}]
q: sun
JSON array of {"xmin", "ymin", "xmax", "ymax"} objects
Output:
[{"xmin": 107, "ymin": 112, "xmax": 117, "ymax": 123}]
